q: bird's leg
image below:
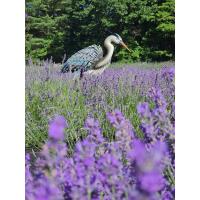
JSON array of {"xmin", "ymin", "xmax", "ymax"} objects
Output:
[
  {"xmin": 72, "ymin": 71, "xmax": 80, "ymax": 81},
  {"xmin": 80, "ymin": 68, "xmax": 84, "ymax": 80}
]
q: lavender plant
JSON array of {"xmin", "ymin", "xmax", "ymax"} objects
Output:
[
  {"xmin": 26, "ymin": 103, "xmax": 175, "ymax": 199},
  {"xmin": 26, "ymin": 61, "xmax": 174, "ymax": 151},
  {"xmin": 26, "ymin": 61, "xmax": 175, "ymax": 199}
]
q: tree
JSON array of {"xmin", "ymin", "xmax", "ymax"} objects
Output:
[{"xmin": 25, "ymin": 0, "xmax": 175, "ymax": 62}]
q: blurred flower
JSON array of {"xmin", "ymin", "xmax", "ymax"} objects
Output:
[
  {"xmin": 48, "ymin": 115, "xmax": 67, "ymax": 140},
  {"xmin": 137, "ymin": 102, "xmax": 151, "ymax": 118},
  {"xmin": 138, "ymin": 171, "xmax": 165, "ymax": 193},
  {"xmin": 128, "ymin": 139, "xmax": 167, "ymax": 195},
  {"xmin": 107, "ymin": 109, "xmax": 134, "ymax": 152},
  {"xmin": 84, "ymin": 117, "xmax": 104, "ymax": 144},
  {"xmin": 25, "ymin": 154, "xmax": 32, "ymax": 184}
]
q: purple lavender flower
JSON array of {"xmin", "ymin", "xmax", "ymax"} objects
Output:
[
  {"xmin": 84, "ymin": 117, "xmax": 104, "ymax": 144},
  {"xmin": 107, "ymin": 109, "xmax": 134, "ymax": 152},
  {"xmin": 25, "ymin": 154, "xmax": 32, "ymax": 184},
  {"xmin": 136, "ymin": 88, "xmax": 175, "ymax": 198},
  {"xmin": 137, "ymin": 102, "xmax": 151, "ymax": 118},
  {"xmin": 162, "ymin": 67, "xmax": 175, "ymax": 82},
  {"xmin": 128, "ymin": 139, "xmax": 167, "ymax": 196},
  {"xmin": 48, "ymin": 115, "xmax": 67, "ymax": 140},
  {"xmin": 138, "ymin": 88, "xmax": 174, "ymax": 147},
  {"xmin": 29, "ymin": 176, "xmax": 63, "ymax": 200},
  {"xmin": 138, "ymin": 171, "xmax": 165, "ymax": 193},
  {"xmin": 107, "ymin": 109, "xmax": 126, "ymax": 128}
]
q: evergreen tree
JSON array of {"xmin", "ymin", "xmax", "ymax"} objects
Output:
[{"xmin": 25, "ymin": 0, "xmax": 175, "ymax": 62}]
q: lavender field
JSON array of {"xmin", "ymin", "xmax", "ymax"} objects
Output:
[{"xmin": 26, "ymin": 62, "xmax": 175, "ymax": 200}]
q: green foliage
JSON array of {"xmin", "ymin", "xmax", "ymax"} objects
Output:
[{"xmin": 26, "ymin": 0, "xmax": 175, "ymax": 62}]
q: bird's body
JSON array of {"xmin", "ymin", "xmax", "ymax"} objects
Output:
[
  {"xmin": 61, "ymin": 44, "xmax": 104, "ymax": 75},
  {"xmin": 61, "ymin": 34, "xmax": 130, "ymax": 78}
]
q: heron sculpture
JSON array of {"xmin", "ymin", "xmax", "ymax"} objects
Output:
[{"xmin": 61, "ymin": 33, "xmax": 131, "ymax": 78}]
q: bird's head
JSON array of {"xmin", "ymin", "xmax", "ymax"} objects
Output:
[{"xmin": 111, "ymin": 33, "xmax": 131, "ymax": 52}]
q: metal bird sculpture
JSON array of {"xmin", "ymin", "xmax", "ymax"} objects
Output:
[{"xmin": 61, "ymin": 33, "xmax": 131, "ymax": 78}]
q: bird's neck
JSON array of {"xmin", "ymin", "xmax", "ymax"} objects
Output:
[{"xmin": 96, "ymin": 37, "xmax": 114, "ymax": 68}]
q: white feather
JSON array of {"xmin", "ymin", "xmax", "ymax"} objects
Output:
[{"xmin": 85, "ymin": 64, "xmax": 109, "ymax": 76}]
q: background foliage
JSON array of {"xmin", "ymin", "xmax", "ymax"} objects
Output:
[{"xmin": 25, "ymin": 0, "xmax": 175, "ymax": 63}]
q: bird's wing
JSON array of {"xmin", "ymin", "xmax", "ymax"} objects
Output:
[{"xmin": 61, "ymin": 45, "xmax": 103, "ymax": 73}]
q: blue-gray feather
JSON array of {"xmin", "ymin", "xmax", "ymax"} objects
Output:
[{"xmin": 61, "ymin": 45, "xmax": 103, "ymax": 73}]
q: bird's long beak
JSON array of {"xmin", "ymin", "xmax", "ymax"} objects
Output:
[{"xmin": 120, "ymin": 41, "xmax": 131, "ymax": 52}]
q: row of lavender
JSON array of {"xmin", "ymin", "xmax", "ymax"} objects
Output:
[
  {"xmin": 26, "ymin": 75, "xmax": 175, "ymax": 199},
  {"xmin": 26, "ymin": 62, "xmax": 174, "ymax": 151}
]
